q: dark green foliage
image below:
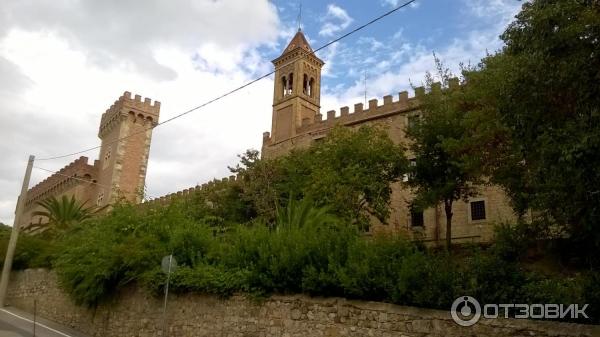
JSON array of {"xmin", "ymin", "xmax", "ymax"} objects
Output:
[
  {"xmin": 184, "ymin": 178, "xmax": 255, "ymax": 227},
  {"xmin": 144, "ymin": 265, "xmax": 251, "ymax": 298},
  {"xmin": 0, "ymin": 224, "xmax": 55, "ymax": 269},
  {"xmin": 29, "ymin": 195, "xmax": 97, "ymax": 233},
  {"xmin": 8, "ymin": 203, "xmax": 595, "ymax": 323},
  {"xmin": 279, "ymin": 126, "xmax": 407, "ymax": 229},
  {"xmin": 53, "ymin": 202, "xmax": 210, "ymax": 307},
  {"xmin": 581, "ymin": 272, "xmax": 600, "ymax": 323},
  {"xmin": 464, "ymin": 0, "xmax": 600, "ymax": 266},
  {"xmin": 407, "ymin": 59, "xmax": 482, "ymax": 250},
  {"xmin": 227, "ymin": 126, "xmax": 407, "ymax": 229},
  {"xmin": 228, "ymin": 149, "xmax": 281, "ymax": 222}
]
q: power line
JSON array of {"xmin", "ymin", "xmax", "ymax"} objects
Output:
[{"xmin": 35, "ymin": 0, "xmax": 417, "ymax": 161}]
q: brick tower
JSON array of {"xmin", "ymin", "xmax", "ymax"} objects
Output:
[
  {"xmin": 269, "ymin": 29, "xmax": 324, "ymax": 143},
  {"xmin": 96, "ymin": 92, "xmax": 160, "ymax": 206}
]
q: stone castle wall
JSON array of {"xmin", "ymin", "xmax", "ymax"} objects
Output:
[
  {"xmin": 21, "ymin": 156, "xmax": 98, "ymax": 227},
  {"xmin": 140, "ymin": 175, "xmax": 238, "ymax": 208},
  {"xmin": 7, "ymin": 269, "xmax": 599, "ymax": 337},
  {"xmin": 20, "ymin": 91, "xmax": 160, "ymax": 228},
  {"xmin": 262, "ymin": 85, "xmax": 518, "ymax": 242}
]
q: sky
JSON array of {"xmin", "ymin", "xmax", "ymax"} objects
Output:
[{"xmin": 0, "ymin": 0, "xmax": 523, "ymax": 225}]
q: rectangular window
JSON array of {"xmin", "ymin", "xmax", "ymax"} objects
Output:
[
  {"xmin": 403, "ymin": 158, "xmax": 417, "ymax": 182},
  {"xmin": 407, "ymin": 114, "xmax": 421, "ymax": 129},
  {"xmin": 410, "ymin": 210, "xmax": 424, "ymax": 227},
  {"xmin": 470, "ymin": 200, "xmax": 486, "ymax": 221}
]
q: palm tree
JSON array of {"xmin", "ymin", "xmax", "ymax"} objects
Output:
[
  {"xmin": 28, "ymin": 195, "xmax": 96, "ymax": 232},
  {"xmin": 275, "ymin": 198, "xmax": 337, "ymax": 229}
]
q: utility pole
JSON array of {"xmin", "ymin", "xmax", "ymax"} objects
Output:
[{"xmin": 0, "ymin": 155, "xmax": 34, "ymax": 307}]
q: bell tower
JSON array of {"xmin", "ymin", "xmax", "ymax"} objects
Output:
[{"xmin": 270, "ymin": 29, "xmax": 324, "ymax": 143}]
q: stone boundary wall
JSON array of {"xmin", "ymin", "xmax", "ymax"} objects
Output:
[{"xmin": 6, "ymin": 269, "xmax": 599, "ymax": 337}]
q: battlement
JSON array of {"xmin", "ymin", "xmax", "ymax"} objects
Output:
[
  {"xmin": 25, "ymin": 156, "xmax": 97, "ymax": 207},
  {"xmin": 141, "ymin": 175, "xmax": 239, "ymax": 208},
  {"xmin": 263, "ymin": 79, "xmax": 464, "ymax": 146},
  {"xmin": 318, "ymin": 85, "xmax": 424, "ymax": 125},
  {"xmin": 99, "ymin": 91, "xmax": 161, "ymax": 138}
]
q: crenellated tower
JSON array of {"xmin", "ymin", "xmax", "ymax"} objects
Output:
[
  {"xmin": 96, "ymin": 92, "xmax": 160, "ymax": 206},
  {"xmin": 269, "ymin": 29, "xmax": 324, "ymax": 144}
]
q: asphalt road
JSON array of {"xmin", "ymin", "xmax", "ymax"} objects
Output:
[{"xmin": 0, "ymin": 307, "xmax": 89, "ymax": 337}]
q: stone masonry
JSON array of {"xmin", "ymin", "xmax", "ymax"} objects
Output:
[
  {"xmin": 20, "ymin": 92, "xmax": 160, "ymax": 228},
  {"xmin": 262, "ymin": 30, "xmax": 519, "ymax": 243},
  {"xmin": 7, "ymin": 269, "xmax": 599, "ymax": 337}
]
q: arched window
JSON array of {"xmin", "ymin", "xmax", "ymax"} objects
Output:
[
  {"xmin": 97, "ymin": 191, "xmax": 104, "ymax": 206},
  {"xmin": 309, "ymin": 78, "xmax": 315, "ymax": 97},
  {"xmin": 287, "ymin": 73, "xmax": 293, "ymax": 95},
  {"xmin": 281, "ymin": 76, "xmax": 287, "ymax": 97},
  {"xmin": 102, "ymin": 149, "xmax": 111, "ymax": 170},
  {"xmin": 303, "ymin": 74, "xmax": 308, "ymax": 95}
]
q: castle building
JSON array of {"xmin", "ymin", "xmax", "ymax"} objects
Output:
[
  {"xmin": 21, "ymin": 92, "xmax": 160, "ymax": 228},
  {"xmin": 20, "ymin": 31, "xmax": 518, "ymax": 243},
  {"xmin": 262, "ymin": 30, "xmax": 518, "ymax": 242}
]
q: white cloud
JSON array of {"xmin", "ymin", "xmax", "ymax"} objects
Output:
[
  {"xmin": 382, "ymin": 0, "xmax": 421, "ymax": 9},
  {"xmin": 0, "ymin": 0, "xmax": 280, "ymax": 81},
  {"xmin": 319, "ymin": 4, "xmax": 353, "ymax": 37},
  {"xmin": 467, "ymin": 0, "xmax": 522, "ymax": 25},
  {"xmin": 0, "ymin": 0, "xmax": 282, "ymax": 225},
  {"xmin": 321, "ymin": 1, "xmax": 520, "ymax": 121}
]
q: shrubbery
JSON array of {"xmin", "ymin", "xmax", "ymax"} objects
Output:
[
  {"xmin": 15, "ymin": 202, "xmax": 590, "ymax": 324},
  {"xmin": 0, "ymin": 224, "xmax": 55, "ymax": 270}
]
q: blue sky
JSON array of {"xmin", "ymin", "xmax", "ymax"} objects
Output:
[
  {"xmin": 256, "ymin": 0, "xmax": 520, "ymax": 105},
  {"xmin": 0, "ymin": 0, "xmax": 522, "ymax": 224}
]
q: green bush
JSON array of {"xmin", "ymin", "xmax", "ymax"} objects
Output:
[
  {"xmin": 29, "ymin": 201, "xmax": 596, "ymax": 324},
  {"xmin": 0, "ymin": 224, "xmax": 56, "ymax": 270},
  {"xmin": 53, "ymin": 203, "xmax": 199, "ymax": 306}
]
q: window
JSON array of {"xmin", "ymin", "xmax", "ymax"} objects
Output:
[
  {"xmin": 309, "ymin": 78, "xmax": 314, "ymax": 97},
  {"xmin": 403, "ymin": 158, "xmax": 417, "ymax": 182},
  {"xmin": 410, "ymin": 210, "xmax": 424, "ymax": 227},
  {"xmin": 470, "ymin": 200, "xmax": 486, "ymax": 221},
  {"xmin": 407, "ymin": 114, "xmax": 421, "ymax": 130},
  {"xmin": 281, "ymin": 76, "xmax": 287, "ymax": 97},
  {"xmin": 97, "ymin": 191, "xmax": 104, "ymax": 206},
  {"xmin": 303, "ymin": 74, "xmax": 308, "ymax": 95},
  {"xmin": 287, "ymin": 73, "xmax": 294, "ymax": 95},
  {"xmin": 102, "ymin": 149, "xmax": 111, "ymax": 169}
]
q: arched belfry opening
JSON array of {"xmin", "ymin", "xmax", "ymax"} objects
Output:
[{"xmin": 287, "ymin": 73, "xmax": 294, "ymax": 95}]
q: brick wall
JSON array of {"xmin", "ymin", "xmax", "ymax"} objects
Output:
[{"xmin": 7, "ymin": 269, "xmax": 598, "ymax": 337}]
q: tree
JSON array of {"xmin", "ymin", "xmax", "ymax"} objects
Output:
[
  {"xmin": 229, "ymin": 149, "xmax": 282, "ymax": 222},
  {"xmin": 28, "ymin": 195, "xmax": 96, "ymax": 232},
  {"xmin": 407, "ymin": 59, "xmax": 482, "ymax": 250},
  {"xmin": 275, "ymin": 198, "xmax": 338, "ymax": 229},
  {"xmin": 280, "ymin": 126, "xmax": 407, "ymax": 230},
  {"xmin": 229, "ymin": 126, "xmax": 407, "ymax": 230},
  {"xmin": 464, "ymin": 0, "xmax": 600, "ymax": 264}
]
